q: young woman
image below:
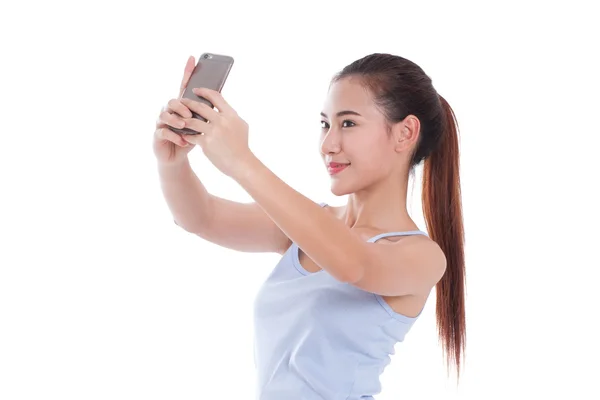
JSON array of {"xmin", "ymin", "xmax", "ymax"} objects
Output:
[{"xmin": 154, "ymin": 52, "xmax": 466, "ymax": 399}]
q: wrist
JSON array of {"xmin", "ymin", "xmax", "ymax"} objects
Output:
[
  {"xmin": 157, "ymin": 158, "xmax": 191, "ymax": 177},
  {"xmin": 231, "ymin": 152, "xmax": 262, "ymax": 183}
]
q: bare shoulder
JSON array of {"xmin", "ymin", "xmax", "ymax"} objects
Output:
[
  {"xmin": 415, "ymin": 234, "xmax": 446, "ymax": 275},
  {"xmin": 352, "ymin": 232, "xmax": 446, "ymax": 297},
  {"xmin": 404, "ymin": 234, "xmax": 446, "ymax": 292}
]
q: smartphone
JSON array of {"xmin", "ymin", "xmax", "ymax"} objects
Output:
[{"xmin": 170, "ymin": 52, "xmax": 234, "ymax": 135}]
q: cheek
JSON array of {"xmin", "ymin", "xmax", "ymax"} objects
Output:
[
  {"xmin": 350, "ymin": 138, "xmax": 394, "ymax": 173},
  {"xmin": 364, "ymin": 156, "xmax": 394, "ymax": 178}
]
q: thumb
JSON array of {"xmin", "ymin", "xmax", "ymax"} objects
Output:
[{"xmin": 179, "ymin": 55, "xmax": 196, "ymax": 97}]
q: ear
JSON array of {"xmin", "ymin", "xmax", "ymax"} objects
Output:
[{"xmin": 393, "ymin": 115, "xmax": 421, "ymax": 153}]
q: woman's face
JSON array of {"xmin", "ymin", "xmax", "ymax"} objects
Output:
[{"xmin": 320, "ymin": 77, "xmax": 400, "ymax": 196}]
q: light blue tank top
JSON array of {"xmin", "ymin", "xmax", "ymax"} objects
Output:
[{"xmin": 252, "ymin": 203, "xmax": 429, "ymax": 400}]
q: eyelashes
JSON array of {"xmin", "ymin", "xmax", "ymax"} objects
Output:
[{"xmin": 320, "ymin": 120, "xmax": 356, "ymax": 130}]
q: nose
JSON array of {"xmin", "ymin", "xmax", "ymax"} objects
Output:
[{"xmin": 320, "ymin": 128, "xmax": 341, "ymax": 155}]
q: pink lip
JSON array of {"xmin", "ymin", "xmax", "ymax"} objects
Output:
[{"xmin": 327, "ymin": 163, "xmax": 350, "ymax": 175}]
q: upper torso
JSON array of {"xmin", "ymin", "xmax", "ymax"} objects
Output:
[{"xmin": 253, "ymin": 204, "xmax": 431, "ymax": 399}]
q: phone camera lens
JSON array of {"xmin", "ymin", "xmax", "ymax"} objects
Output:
[{"xmin": 203, "ymin": 54, "xmax": 212, "ymax": 59}]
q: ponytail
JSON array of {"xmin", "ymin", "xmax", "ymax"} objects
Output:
[{"xmin": 422, "ymin": 94, "xmax": 466, "ymax": 381}]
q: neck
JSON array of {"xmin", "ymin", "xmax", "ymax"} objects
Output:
[{"xmin": 344, "ymin": 174, "xmax": 416, "ymax": 232}]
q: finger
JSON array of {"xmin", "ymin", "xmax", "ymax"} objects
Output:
[
  {"xmin": 158, "ymin": 111, "xmax": 187, "ymax": 130},
  {"xmin": 192, "ymin": 87, "xmax": 235, "ymax": 115},
  {"xmin": 181, "ymin": 116, "xmax": 212, "ymax": 135},
  {"xmin": 155, "ymin": 127, "xmax": 190, "ymax": 148},
  {"xmin": 166, "ymin": 99, "xmax": 193, "ymax": 119},
  {"xmin": 179, "ymin": 56, "xmax": 196, "ymax": 97},
  {"xmin": 182, "ymin": 132, "xmax": 206, "ymax": 147},
  {"xmin": 180, "ymin": 98, "xmax": 220, "ymax": 121}
]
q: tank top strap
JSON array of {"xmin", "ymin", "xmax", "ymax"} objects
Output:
[
  {"xmin": 368, "ymin": 230, "xmax": 428, "ymax": 243},
  {"xmin": 318, "ymin": 202, "xmax": 427, "ymax": 242}
]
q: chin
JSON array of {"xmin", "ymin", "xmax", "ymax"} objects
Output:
[
  {"xmin": 329, "ymin": 169, "xmax": 381, "ymax": 196},
  {"xmin": 329, "ymin": 179, "xmax": 358, "ymax": 196},
  {"xmin": 330, "ymin": 186, "xmax": 349, "ymax": 196}
]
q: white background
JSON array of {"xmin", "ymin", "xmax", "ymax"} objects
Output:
[{"xmin": 1, "ymin": 0, "xmax": 599, "ymax": 399}]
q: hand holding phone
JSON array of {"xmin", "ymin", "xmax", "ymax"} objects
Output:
[{"xmin": 170, "ymin": 53, "xmax": 234, "ymax": 135}]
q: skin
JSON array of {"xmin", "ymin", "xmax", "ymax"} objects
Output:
[
  {"xmin": 155, "ymin": 57, "xmax": 446, "ymax": 317},
  {"xmin": 319, "ymin": 76, "xmax": 422, "ymax": 233}
]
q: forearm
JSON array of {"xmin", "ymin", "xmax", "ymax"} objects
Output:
[
  {"xmin": 157, "ymin": 160, "xmax": 213, "ymax": 232},
  {"xmin": 233, "ymin": 155, "xmax": 368, "ymax": 282}
]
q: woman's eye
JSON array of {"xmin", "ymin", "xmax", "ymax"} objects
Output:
[{"xmin": 321, "ymin": 120, "xmax": 355, "ymax": 129}]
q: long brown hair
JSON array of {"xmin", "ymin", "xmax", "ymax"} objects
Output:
[{"xmin": 333, "ymin": 53, "xmax": 466, "ymax": 381}]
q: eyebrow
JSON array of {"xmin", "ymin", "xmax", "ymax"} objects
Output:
[{"xmin": 320, "ymin": 110, "xmax": 362, "ymax": 119}]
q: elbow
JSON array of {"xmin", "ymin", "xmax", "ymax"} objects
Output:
[
  {"xmin": 338, "ymin": 248, "xmax": 370, "ymax": 284},
  {"xmin": 342, "ymin": 242, "xmax": 387, "ymax": 284},
  {"xmin": 173, "ymin": 198, "xmax": 216, "ymax": 235},
  {"xmin": 342, "ymin": 268, "xmax": 364, "ymax": 284},
  {"xmin": 173, "ymin": 218, "xmax": 212, "ymax": 236}
]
